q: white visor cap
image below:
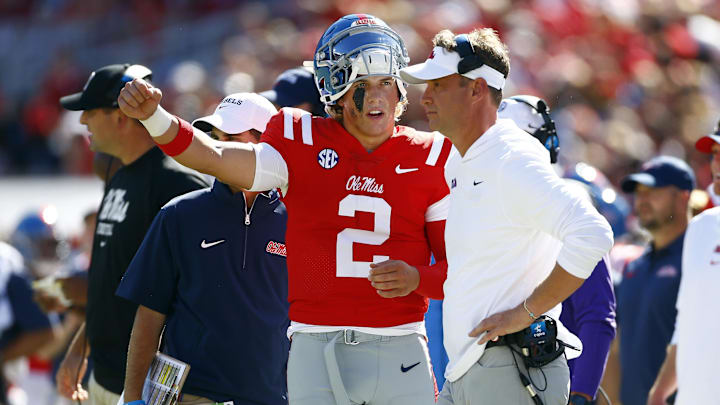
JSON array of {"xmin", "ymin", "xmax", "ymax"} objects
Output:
[
  {"xmin": 192, "ymin": 92, "xmax": 277, "ymax": 135},
  {"xmin": 400, "ymin": 46, "xmax": 506, "ymax": 90},
  {"xmin": 497, "ymin": 98, "xmax": 545, "ymax": 135}
]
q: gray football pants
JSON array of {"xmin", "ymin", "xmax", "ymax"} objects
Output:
[
  {"xmin": 438, "ymin": 346, "xmax": 570, "ymax": 405},
  {"xmin": 287, "ymin": 330, "xmax": 437, "ymax": 405}
]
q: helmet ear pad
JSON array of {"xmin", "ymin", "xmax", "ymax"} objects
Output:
[{"xmin": 313, "ymin": 14, "xmax": 410, "ymax": 106}]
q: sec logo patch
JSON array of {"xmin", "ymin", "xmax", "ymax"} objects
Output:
[{"xmin": 318, "ymin": 148, "xmax": 339, "ymax": 169}]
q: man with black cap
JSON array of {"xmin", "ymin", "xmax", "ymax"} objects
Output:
[
  {"xmin": 616, "ymin": 155, "xmax": 695, "ymax": 405},
  {"xmin": 260, "ymin": 67, "xmax": 326, "ymax": 116},
  {"xmin": 55, "ymin": 64, "xmax": 207, "ymax": 405}
]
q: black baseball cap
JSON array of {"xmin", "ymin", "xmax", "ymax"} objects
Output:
[
  {"xmin": 260, "ymin": 67, "xmax": 325, "ymax": 116},
  {"xmin": 621, "ymin": 156, "xmax": 696, "ymax": 193},
  {"xmin": 60, "ymin": 63, "xmax": 152, "ymax": 111}
]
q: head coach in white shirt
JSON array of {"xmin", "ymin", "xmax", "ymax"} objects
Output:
[{"xmin": 401, "ymin": 28, "xmax": 614, "ymax": 405}]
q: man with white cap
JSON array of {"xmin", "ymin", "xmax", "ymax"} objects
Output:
[
  {"xmin": 400, "ymin": 29, "xmax": 613, "ymax": 404},
  {"xmin": 693, "ymin": 119, "xmax": 720, "ymax": 207},
  {"xmin": 116, "ymin": 93, "xmax": 290, "ymax": 405}
]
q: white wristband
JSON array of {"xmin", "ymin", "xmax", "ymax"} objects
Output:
[{"xmin": 140, "ymin": 105, "xmax": 173, "ymax": 138}]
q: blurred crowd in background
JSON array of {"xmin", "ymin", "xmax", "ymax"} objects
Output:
[
  {"xmin": 1, "ymin": 0, "xmax": 720, "ymax": 404},
  {"xmin": 1, "ymin": 0, "xmax": 719, "ymax": 188}
]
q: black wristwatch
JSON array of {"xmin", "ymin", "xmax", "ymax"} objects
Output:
[{"xmin": 568, "ymin": 394, "xmax": 594, "ymax": 405}]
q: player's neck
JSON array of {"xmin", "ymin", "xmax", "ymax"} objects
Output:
[
  {"xmin": 355, "ymin": 132, "xmax": 393, "ymax": 152},
  {"xmin": 343, "ymin": 123, "xmax": 394, "ymax": 152}
]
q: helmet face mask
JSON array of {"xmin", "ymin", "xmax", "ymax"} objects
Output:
[{"xmin": 314, "ymin": 15, "xmax": 409, "ymax": 106}]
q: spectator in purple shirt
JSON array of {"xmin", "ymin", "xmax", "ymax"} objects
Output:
[{"xmin": 498, "ymin": 95, "xmax": 617, "ymax": 405}]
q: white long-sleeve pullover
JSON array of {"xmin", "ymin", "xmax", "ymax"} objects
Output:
[{"xmin": 442, "ymin": 118, "xmax": 614, "ymax": 382}]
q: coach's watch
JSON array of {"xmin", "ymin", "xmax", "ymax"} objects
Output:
[{"xmin": 568, "ymin": 393, "xmax": 594, "ymax": 405}]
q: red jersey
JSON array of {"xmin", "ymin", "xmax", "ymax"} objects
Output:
[{"xmin": 261, "ymin": 108, "xmax": 452, "ymax": 327}]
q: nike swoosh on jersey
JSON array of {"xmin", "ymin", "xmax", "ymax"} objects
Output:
[
  {"xmin": 201, "ymin": 239, "xmax": 226, "ymax": 249},
  {"xmin": 395, "ymin": 165, "xmax": 419, "ymax": 174}
]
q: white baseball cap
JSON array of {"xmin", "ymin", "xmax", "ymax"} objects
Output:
[
  {"xmin": 192, "ymin": 92, "xmax": 277, "ymax": 134},
  {"xmin": 400, "ymin": 46, "xmax": 506, "ymax": 90},
  {"xmin": 497, "ymin": 97, "xmax": 545, "ymax": 135}
]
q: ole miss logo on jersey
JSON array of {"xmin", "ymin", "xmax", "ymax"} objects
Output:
[{"xmin": 266, "ymin": 241, "xmax": 287, "ymax": 257}]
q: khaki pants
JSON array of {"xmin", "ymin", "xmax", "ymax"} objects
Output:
[
  {"xmin": 438, "ymin": 346, "xmax": 570, "ymax": 405},
  {"xmin": 88, "ymin": 373, "xmax": 121, "ymax": 405}
]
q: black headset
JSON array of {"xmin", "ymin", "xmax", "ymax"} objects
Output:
[
  {"xmin": 508, "ymin": 95, "xmax": 560, "ymax": 164},
  {"xmin": 454, "ymin": 34, "xmax": 507, "ymax": 78}
]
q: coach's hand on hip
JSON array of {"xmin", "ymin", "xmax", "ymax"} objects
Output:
[
  {"xmin": 469, "ymin": 305, "xmax": 534, "ymax": 345},
  {"xmin": 368, "ymin": 260, "xmax": 420, "ymax": 298},
  {"xmin": 118, "ymin": 78, "xmax": 162, "ymax": 120}
]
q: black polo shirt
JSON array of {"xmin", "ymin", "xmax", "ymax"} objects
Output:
[{"xmin": 86, "ymin": 147, "xmax": 207, "ymax": 393}]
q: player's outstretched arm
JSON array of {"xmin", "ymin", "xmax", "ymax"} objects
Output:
[{"xmin": 118, "ymin": 78, "xmax": 256, "ymax": 189}]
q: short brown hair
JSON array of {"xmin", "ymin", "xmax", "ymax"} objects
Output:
[{"xmin": 432, "ymin": 28, "xmax": 510, "ymax": 106}]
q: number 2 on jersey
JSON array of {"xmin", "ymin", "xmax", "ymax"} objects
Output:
[{"xmin": 336, "ymin": 194, "xmax": 390, "ymax": 278}]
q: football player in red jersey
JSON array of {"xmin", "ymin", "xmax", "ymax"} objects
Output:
[{"xmin": 118, "ymin": 14, "xmax": 451, "ymax": 405}]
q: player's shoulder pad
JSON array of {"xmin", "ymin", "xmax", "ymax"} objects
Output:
[
  {"xmin": 266, "ymin": 107, "xmax": 317, "ymax": 146},
  {"xmin": 397, "ymin": 126, "xmax": 453, "ymax": 168}
]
